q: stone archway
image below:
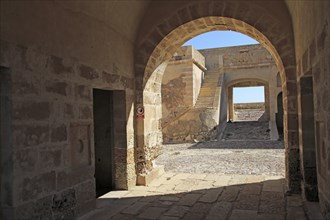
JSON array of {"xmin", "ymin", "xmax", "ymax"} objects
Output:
[
  {"xmin": 134, "ymin": 1, "xmax": 299, "ymax": 192},
  {"xmin": 226, "ymin": 79, "xmax": 269, "ymax": 122}
]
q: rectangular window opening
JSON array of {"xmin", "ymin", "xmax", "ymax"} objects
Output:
[{"xmin": 233, "ymin": 86, "xmax": 265, "ymax": 121}]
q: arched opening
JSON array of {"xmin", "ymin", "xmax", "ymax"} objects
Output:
[
  {"xmin": 135, "ymin": 1, "xmax": 299, "ymax": 193},
  {"xmin": 155, "ymin": 32, "xmax": 284, "ymax": 180},
  {"xmin": 223, "ymin": 78, "xmax": 281, "ymax": 141}
]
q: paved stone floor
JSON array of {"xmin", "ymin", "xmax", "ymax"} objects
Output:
[
  {"xmin": 79, "ymin": 140, "xmax": 323, "ymax": 220},
  {"xmin": 79, "ymin": 173, "xmax": 323, "ymax": 220}
]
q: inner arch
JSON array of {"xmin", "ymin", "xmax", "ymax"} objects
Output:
[
  {"xmin": 141, "ymin": 17, "xmax": 286, "ymax": 88},
  {"xmin": 135, "ymin": 14, "xmax": 299, "ymax": 194}
]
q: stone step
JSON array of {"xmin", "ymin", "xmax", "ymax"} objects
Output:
[
  {"xmin": 200, "ymin": 88, "xmax": 216, "ymax": 90},
  {"xmin": 199, "ymin": 93, "xmax": 216, "ymax": 96},
  {"xmin": 201, "ymin": 84, "xmax": 218, "ymax": 87},
  {"xmin": 198, "ymin": 96, "xmax": 216, "ymax": 99},
  {"xmin": 196, "ymin": 100, "xmax": 214, "ymax": 102},
  {"xmin": 203, "ymin": 78, "xmax": 219, "ymax": 81},
  {"xmin": 196, "ymin": 101, "xmax": 213, "ymax": 103},
  {"xmin": 198, "ymin": 94, "xmax": 216, "ymax": 97},
  {"xmin": 203, "ymin": 80, "xmax": 218, "ymax": 83},
  {"xmin": 194, "ymin": 72, "xmax": 222, "ymax": 108},
  {"xmin": 197, "ymin": 97, "xmax": 214, "ymax": 99},
  {"xmin": 199, "ymin": 88, "xmax": 217, "ymax": 91},
  {"xmin": 199, "ymin": 92, "xmax": 216, "ymax": 95},
  {"xmin": 204, "ymin": 78, "xmax": 219, "ymax": 81}
]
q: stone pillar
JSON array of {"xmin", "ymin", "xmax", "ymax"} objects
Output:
[
  {"xmin": 263, "ymin": 83, "xmax": 270, "ymax": 121},
  {"xmin": 135, "ymin": 62, "xmax": 168, "ymax": 185},
  {"xmin": 228, "ymin": 87, "xmax": 233, "ymax": 122}
]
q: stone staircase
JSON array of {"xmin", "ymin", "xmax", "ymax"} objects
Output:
[
  {"xmin": 194, "ymin": 69, "xmax": 222, "ymax": 108},
  {"xmin": 162, "ymin": 69, "xmax": 224, "ymax": 142},
  {"xmin": 162, "ymin": 69, "xmax": 223, "ymax": 129}
]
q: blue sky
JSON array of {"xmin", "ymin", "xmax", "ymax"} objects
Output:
[
  {"xmin": 183, "ymin": 30, "xmax": 259, "ymax": 49},
  {"xmin": 183, "ymin": 31, "xmax": 264, "ymax": 103},
  {"xmin": 233, "ymin": 87, "xmax": 265, "ymax": 103}
]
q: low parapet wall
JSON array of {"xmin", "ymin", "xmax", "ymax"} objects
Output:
[
  {"xmin": 233, "ymin": 102, "xmax": 266, "ymax": 122},
  {"xmin": 234, "ymin": 102, "xmax": 265, "ymax": 110}
]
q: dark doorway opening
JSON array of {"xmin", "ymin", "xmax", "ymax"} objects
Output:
[
  {"xmin": 93, "ymin": 89, "xmax": 115, "ymax": 197},
  {"xmin": 0, "ymin": 67, "xmax": 13, "ymax": 219},
  {"xmin": 299, "ymin": 76, "xmax": 318, "ymax": 201},
  {"xmin": 276, "ymin": 92, "xmax": 284, "ymax": 138}
]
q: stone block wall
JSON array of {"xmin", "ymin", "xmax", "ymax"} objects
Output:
[
  {"xmin": 286, "ymin": 0, "xmax": 330, "ymax": 216},
  {"xmin": 233, "ymin": 102, "xmax": 266, "ymax": 121},
  {"xmin": 200, "ymin": 44, "xmax": 274, "ymax": 71},
  {"xmin": 200, "ymin": 45, "xmax": 281, "ymax": 124},
  {"xmin": 162, "ymin": 108, "xmax": 219, "ymax": 143},
  {"xmin": 161, "ymin": 44, "xmax": 281, "ymax": 143},
  {"xmin": 0, "ymin": 1, "xmax": 329, "ymax": 219},
  {"xmin": 0, "ymin": 2, "xmax": 140, "ymax": 218},
  {"xmin": 0, "ymin": 41, "xmax": 136, "ymax": 219},
  {"xmin": 134, "ymin": 0, "xmax": 301, "ymax": 194},
  {"xmin": 161, "ymin": 46, "xmax": 205, "ymax": 126}
]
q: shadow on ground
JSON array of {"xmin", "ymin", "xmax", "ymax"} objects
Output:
[
  {"xmin": 79, "ymin": 177, "xmax": 323, "ymax": 220},
  {"xmin": 189, "ymin": 140, "xmax": 284, "ymax": 150}
]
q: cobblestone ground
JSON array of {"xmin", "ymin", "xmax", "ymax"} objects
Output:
[{"xmin": 156, "ymin": 140, "xmax": 285, "ymax": 176}]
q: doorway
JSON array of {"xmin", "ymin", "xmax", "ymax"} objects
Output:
[
  {"xmin": 232, "ymin": 86, "xmax": 266, "ymax": 122},
  {"xmin": 298, "ymin": 76, "xmax": 318, "ymax": 201},
  {"xmin": 93, "ymin": 89, "xmax": 115, "ymax": 197},
  {"xmin": 227, "ymin": 80, "xmax": 269, "ymax": 122},
  {"xmin": 276, "ymin": 92, "xmax": 284, "ymax": 136},
  {"xmin": 0, "ymin": 67, "xmax": 12, "ymax": 219}
]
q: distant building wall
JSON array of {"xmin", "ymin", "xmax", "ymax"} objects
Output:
[
  {"xmin": 161, "ymin": 46, "xmax": 206, "ymax": 126},
  {"xmin": 200, "ymin": 44, "xmax": 281, "ymax": 122},
  {"xmin": 161, "ymin": 44, "xmax": 282, "ymax": 142}
]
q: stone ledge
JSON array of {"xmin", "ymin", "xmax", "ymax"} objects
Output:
[{"xmin": 136, "ymin": 165, "xmax": 164, "ymax": 186}]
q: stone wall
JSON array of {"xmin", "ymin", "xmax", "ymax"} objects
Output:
[
  {"xmin": 0, "ymin": 40, "xmax": 137, "ymax": 219},
  {"xmin": 201, "ymin": 44, "xmax": 274, "ymax": 69},
  {"xmin": 134, "ymin": 0, "xmax": 301, "ymax": 194},
  {"xmin": 0, "ymin": 1, "xmax": 142, "ymax": 219},
  {"xmin": 0, "ymin": 1, "xmax": 329, "ymax": 219},
  {"xmin": 233, "ymin": 102, "xmax": 266, "ymax": 121},
  {"xmin": 200, "ymin": 45, "xmax": 282, "ymax": 124},
  {"xmin": 162, "ymin": 108, "xmax": 219, "ymax": 143},
  {"xmin": 161, "ymin": 46, "xmax": 205, "ymax": 126},
  {"xmin": 234, "ymin": 102, "xmax": 265, "ymax": 110},
  {"xmin": 161, "ymin": 44, "xmax": 281, "ymax": 143},
  {"xmin": 286, "ymin": 0, "xmax": 330, "ymax": 216}
]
